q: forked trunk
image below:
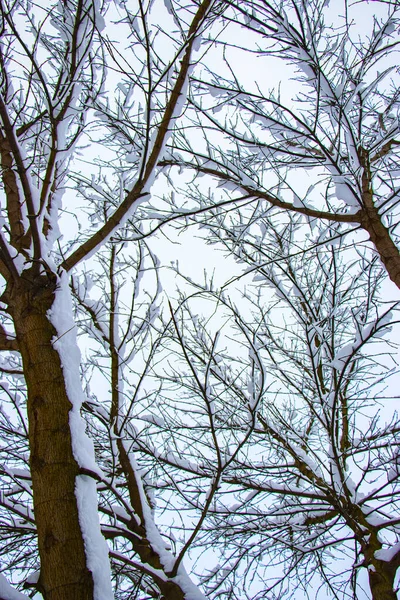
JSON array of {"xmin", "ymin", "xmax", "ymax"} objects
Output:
[{"xmin": 6, "ymin": 269, "xmax": 95, "ymax": 600}]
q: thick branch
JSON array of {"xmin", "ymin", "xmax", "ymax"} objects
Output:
[
  {"xmin": 360, "ymin": 201, "xmax": 400, "ymax": 289},
  {"xmin": 159, "ymin": 160, "xmax": 362, "ymax": 223},
  {"xmin": 61, "ymin": 0, "xmax": 214, "ymax": 273},
  {"xmin": 0, "ymin": 134, "xmax": 30, "ymax": 252},
  {"xmin": 359, "ymin": 147, "xmax": 400, "ymax": 289},
  {"xmin": 0, "ymin": 98, "xmax": 41, "ymax": 262},
  {"xmin": 108, "ymin": 252, "xmax": 190, "ymax": 599}
]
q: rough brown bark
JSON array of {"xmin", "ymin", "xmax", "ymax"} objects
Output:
[
  {"xmin": 368, "ymin": 563, "xmax": 398, "ymax": 600},
  {"xmin": 360, "ymin": 200, "xmax": 400, "ymax": 290},
  {"xmin": 364, "ymin": 538, "xmax": 399, "ymax": 600},
  {"xmin": 359, "ymin": 147, "xmax": 400, "ymax": 290},
  {"xmin": 360, "ymin": 523, "xmax": 400, "ymax": 600},
  {"xmin": 5, "ymin": 268, "xmax": 95, "ymax": 600},
  {"xmin": 0, "ymin": 135, "xmax": 31, "ymax": 252}
]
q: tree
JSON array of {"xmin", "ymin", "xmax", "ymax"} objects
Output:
[
  {"xmin": 144, "ymin": 1, "xmax": 400, "ymax": 596},
  {"xmin": 0, "ymin": 0, "xmax": 221, "ymax": 598},
  {"xmin": 167, "ymin": 0, "xmax": 400, "ymax": 288},
  {"xmin": 148, "ymin": 216, "xmax": 399, "ymax": 600},
  {"xmin": 0, "ymin": 1, "xmax": 399, "ymax": 600}
]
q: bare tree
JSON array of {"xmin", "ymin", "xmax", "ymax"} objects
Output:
[
  {"xmin": 142, "ymin": 218, "xmax": 400, "ymax": 599},
  {"xmin": 1, "ymin": 0, "xmax": 400, "ymax": 599},
  {"xmin": 160, "ymin": 2, "xmax": 400, "ymax": 593},
  {"xmin": 165, "ymin": 0, "xmax": 400, "ymax": 288},
  {"xmin": 0, "ymin": 0, "xmax": 221, "ymax": 598}
]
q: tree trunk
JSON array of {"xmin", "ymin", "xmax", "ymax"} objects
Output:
[
  {"xmin": 368, "ymin": 561, "xmax": 398, "ymax": 600},
  {"xmin": 362, "ymin": 531, "xmax": 400, "ymax": 600},
  {"xmin": 6, "ymin": 269, "xmax": 95, "ymax": 600}
]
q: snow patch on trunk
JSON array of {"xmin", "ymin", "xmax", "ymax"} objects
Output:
[
  {"xmin": 0, "ymin": 574, "xmax": 29, "ymax": 599},
  {"xmin": 375, "ymin": 542, "xmax": 400, "ymax": 562}
]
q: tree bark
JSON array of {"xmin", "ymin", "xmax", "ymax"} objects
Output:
[
  {"xmin": 361, "ymin": 529, "xmax": 400, "ymax": 600},
  {"xmin": 5, "ymin": 268, "xmax": 95, "ymax": 600},
  {"xmin": 368, "ymin": 561, "xmax": 398, "ymax": 600},
  {"xmin": 360, "ymin": 200, "xmax": 400, "ymax": 290},
  {"xmin": 359, "ymin": 147, "xmax": 400, "ymax": 290}
]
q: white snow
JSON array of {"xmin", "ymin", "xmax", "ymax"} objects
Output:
[
  {"xmin": 173, "ymin": 567, "xmax": 208, "ymax": 600},
  {"xmin": 0, "ymin": 574, "xmax": 28, "ymax": 600},
  {"xmin": 75, "ymin": 475, "xmax": 114, "ymax": 599},
  {"xmin": 375, "ymin": 542, "xmax": 400, "ymax": 562},
  {"xmin": 329, "ymin": 311, "xmax": 395, "ymax": 370},
  {"xmin": 25, "ymin": 571, "xmax": 39, "ymax": 585},
  {"xmin": 329, "ymin": 342, "xmax": 355, "ymax": 370},
  {"xmin": 331, "ymin": 174, "xmax": 360, "ymax": 210}
]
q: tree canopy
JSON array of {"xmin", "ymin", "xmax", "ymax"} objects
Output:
[{"xmin": 0, "ymin": 1, "xmax": 399, "ymax": 599}]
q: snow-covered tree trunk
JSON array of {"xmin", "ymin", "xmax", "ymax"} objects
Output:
[
  {"xmin": 367, "ymin": 560, "xmax": 399, "ymax": 600},
  {"xmin": 363, "ymin": 533, "xmax": 400, "ymax": 600},
  {"xmin": 5, "ymin": 268, "xmax": 99, "ymax": 599},
  {"xmin": 0, "ymin": 0, "xmax": 217, "ymax": 596}
]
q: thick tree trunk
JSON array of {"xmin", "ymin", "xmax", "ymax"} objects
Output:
[
  {"xmin": 362, "ymin": 530, "xmax": 400, "ymax": 600},
  {"xmin": 6, "ymin": 269, "xmax": 95, "ymax": 600},
  {"xmin": 368, "ymin": 561, "xmax": 398, "ymax": 600}
]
